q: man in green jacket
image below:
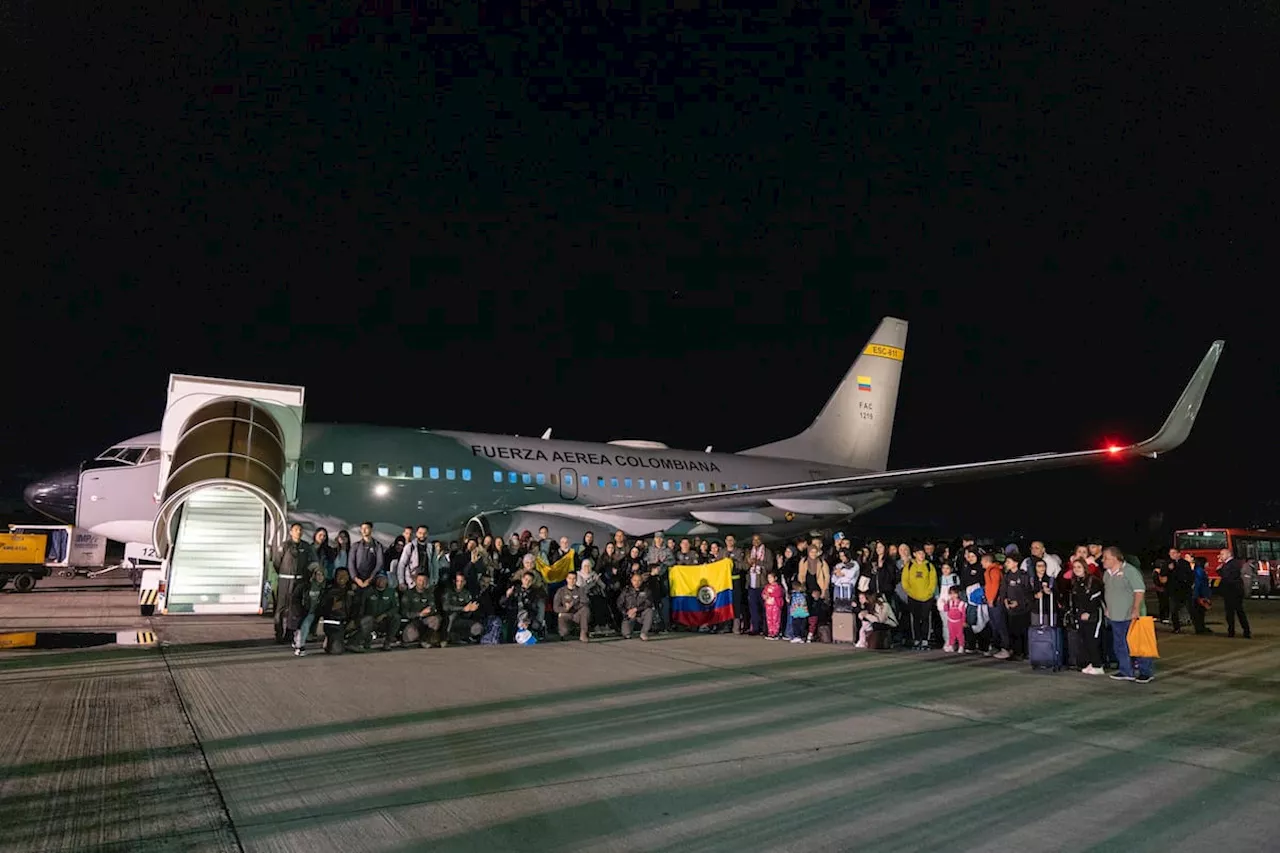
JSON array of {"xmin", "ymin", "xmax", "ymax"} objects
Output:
[
  {"xmin": 357, "ymin": 573, "xmax": 399, "ymax": 651},
  {"xmin": 400, "ymin": 573, "xmax": 437, "ymax": 648}
]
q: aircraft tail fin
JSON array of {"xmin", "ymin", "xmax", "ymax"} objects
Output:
[{"xmin": 740, "ymin": 317, "xmax": 908, "ymax": 471}]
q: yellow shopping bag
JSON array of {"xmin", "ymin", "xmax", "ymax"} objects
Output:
[{"xmin": 1126, "ymin": 616, "xmax": 1160, "ymax": 659}]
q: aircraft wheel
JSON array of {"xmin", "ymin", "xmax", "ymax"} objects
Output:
[
  {"xmin": 12, "ymin": 574, "xmax": 37, "ymax": 593},
  {"xmin": 0, "ymin": 576, "xmax": 8, "ymax": 590}
]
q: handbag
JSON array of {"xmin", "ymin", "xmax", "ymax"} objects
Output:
[{"xmin": 1126, "ymin": 616, "xmax": 1160, "ymax": 658}]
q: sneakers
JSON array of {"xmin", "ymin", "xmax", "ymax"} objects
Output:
[
  {"xmin": 1135, "ymin": 675, "xmax": 1154, "ymax": 684},
  {"xmin": 992, "ymin": 649, "xmax": 1011, "ymax": 660},
  {"xmin": 789, "ymin": 637, "xmax": 804, "ymax": 644},
  {"xmin": 1081, "ymin": 665, "xmax": 1103, "ymax": 675},
  {"xmin": 293, "ymin": 647, "xmax": 306, "ymax": 657},
  {"xmin": 1110, "ymin": 673, "xmax": 1136, "ymax": 681},
  {"xmin": 854, "ymin": 641, "xmax": 867, "ymax": 649},
  {"xmin": 639, "ymin": 633, "xmax": 649, "ymax": 641}
]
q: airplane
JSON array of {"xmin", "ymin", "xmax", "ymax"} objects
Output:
[{"xmin": 23, "ymin": 318, "xmax": 1225, "ymax": 555}]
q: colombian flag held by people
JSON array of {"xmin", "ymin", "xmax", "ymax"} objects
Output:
[
  {"xmin": 669, "ymin": 558, "xmax": 734, "ymax": 627},
  {"xmin": 536, "ymin": 550, "xmax": 575, "ymax": 612}
]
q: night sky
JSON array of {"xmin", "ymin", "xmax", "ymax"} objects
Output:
[{"xmin": 8, "ymin": 1, "xmax": 1279, "ymax": 546}]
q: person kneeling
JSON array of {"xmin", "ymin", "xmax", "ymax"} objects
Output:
[
  {"xmin": 400, "ymin": 573, "xmax": 437, "ymax": 648},
  {"xmin": 554, "ymin": 570, "xmax": 591, "ymax": 642},
  {"xmin": 617, "ymin": 570, "xmax": 655, "ymax": 641},
  {"xmin": 357, "ymin": 573, "xmax": 400, "ymax": 651},
  {"xmin": 426, "ymin": 572, "xmax": 483, "ymax": 646}
]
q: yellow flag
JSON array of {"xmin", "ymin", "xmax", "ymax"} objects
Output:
[{"xmin": 536, "ymin": 549, "xmax": 576, "ymax": 584}]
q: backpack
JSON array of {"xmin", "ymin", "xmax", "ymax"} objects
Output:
[{"xmin": 479, "ymin": 616, "xmax": 503, "ymax": 645}]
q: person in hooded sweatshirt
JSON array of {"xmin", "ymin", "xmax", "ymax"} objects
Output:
[
  {"xmin": 317, "ymin": 568, "xmax": 355, "ymax": 654},
  {"xmin": 1066, "ymin": 558, "xmax": 1105, "ymax": 674},
  {"xmin": 901, "ymin": 546, "xmax": 938, "ymax": 650},
  {"xmin": 357, "ymin": 572, "xmax": 399, "ymax": 651},
  {"xmin": 982, "ymin": 552, "xmax": 1007, "ymax": 657},
  {"xmin": 996, "ymin": 554, "xmax": 1033, "ymax": 661}
]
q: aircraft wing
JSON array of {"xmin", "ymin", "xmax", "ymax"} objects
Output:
[{"xmin": 589, "ymin": 341, "xmax": 1224, "ymax": 514}]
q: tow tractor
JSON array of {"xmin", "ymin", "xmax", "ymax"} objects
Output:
[{"xmin": 0, "ymin": 530, "xmax": 53, "ymax": 592}]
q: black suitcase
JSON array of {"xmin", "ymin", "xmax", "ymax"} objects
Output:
[{"xmin": 1028, "ymin": 592, "xmax": 1062, "ymax": 671}]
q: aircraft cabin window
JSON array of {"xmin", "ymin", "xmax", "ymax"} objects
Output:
[
  {"xmin": 341, "ymin": 462, "xmax": 353, "ymax": 475},
  {"xmin": 429, "ymin": 467, "xmax": 440, "ymax": 479},
  {"xmin": 323, "ymin": 461, "xmax": 335, "ymax": 475},
  {"xmin": 580, "ymin": 475, "xmax": 589, "ymax": 487},
  {"xmin": 303, "ymin": 459, "xmax": 316, "ymax": 474},
  {"xmin": 522, "ymin": 473, "xmax": 532, "ymax": 485},
  {"xmin": 709, "ymin": 483, "xmax": 717, "ymax": 492},
  {"xmin": 649, "ymin": 479, "xmax": 657, "ymax": 490},
  {"xmin": 662, "ymin": 481, "xmax": 670, "ymax": 491},
  {"xmin": 638, "ymin": 479, "xmax": 646, "ymax": 489},
  {"xmin": 698, "ymin": 482, "xmax": 706, "ymax": 493},
  {"xmin": 675, "ymin": 481, "xmax": 683, "ymax": 491},
  {"xmin": 493, "ymin": 471, "xmax": 503, "ymax": 483},
  {"xmin": 536, "ymin": 473, "xmax": 546, "ymax": 485},
  {"xmin": 359, "ymin": 463, "xmax": 371, "ymax": 476},
  {"xmin": 445, "ymin": 468, "xmax": 456, "ymax": 480},
  {"xmin": 377, "ymin": 465, "xmax": 389, "ymax": 477},
  {"xmin": 550, "ymin": 473, "xmax": 558, "ymax": 484},
  {"xmin": 624, "ymin": 478, "xmax": 632, "ymax": 488},
  {"xmin": 395, "ymin": 467, "xmax": 406, "ymax": 478},
  {"xmin": 462, "ymin": 469, "xmax": 472, "ymax": 481},
  {"xmin": 732, "ymin": 483, "xmax": 739, "ymax": 490},
  {"xmin": 507, "ymin": 472, "xmax": 517, "ymax": 483},
  {"xmin": 412, "ymin": 466, "xmax": 423, "ymax": 479},
  {"xmin": 141, "ymin": 447, "xmax": 161, "ymax": 464},
  {"xmin": 597, "ymin": 476, "xmax": 605, "ymax": 488}
]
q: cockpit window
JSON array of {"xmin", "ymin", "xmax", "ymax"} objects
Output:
[
  {"xmin": 117, "ymin": 448, "xmax": 144, "ymax": 464},
  {"xmin": 98, "ymin": 446, "xmax": 124, "ymax": 460},
  {"xmin": 140, "ymin": 447, "xmax": 160, "ymax": 463}
]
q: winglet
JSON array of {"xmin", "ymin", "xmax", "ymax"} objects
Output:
[{"xmin": 1131, "ymin": 340, "xmax": 1224, "ymax": 457}]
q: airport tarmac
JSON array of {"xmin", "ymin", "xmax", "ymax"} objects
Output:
[{"xmin": 2, "ymin": 585, "xmax": 1279, "ymax": 853}]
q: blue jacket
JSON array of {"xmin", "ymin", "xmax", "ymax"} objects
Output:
[{"xmin": 1192, "ymin": 565, "xmax": 1211, "ymax": 600}]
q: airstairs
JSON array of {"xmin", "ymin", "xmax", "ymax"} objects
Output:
[{"xmin": 151, "ymin": 376, "xmax": 305, "ymax": 615}]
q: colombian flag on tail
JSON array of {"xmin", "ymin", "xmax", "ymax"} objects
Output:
[
  {"xmin": 536, "ymin": 550, "xmax": 576, "ymax": 613},
  {"xmin": 669, "ymin": 558, "xmax": 735, "ymax": 627}
]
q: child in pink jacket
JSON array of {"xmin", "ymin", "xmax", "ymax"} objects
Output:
[
  {"xmin": 763, "ymin": 571, "xmax": 785, "ymax": 639},
  {"xmin": 942, "ymin": 586, "xmax": 967, "ymax": 652}
]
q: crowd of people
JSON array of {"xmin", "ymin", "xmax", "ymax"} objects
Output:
[{"xmin": 270, "ymin": 522, "xmax": 1257, "ymax": 683}]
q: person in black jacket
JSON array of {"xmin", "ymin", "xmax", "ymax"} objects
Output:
[
  {"xmin": 1167, "ymin": 548, "xmax": 1195, "ymax": 634},
  {"xmin": 1216, "ymin": 548, "xmax": 1252, "ymax": 639},
  {"xmin": 1066, "ymin": 559, "xmax": 1105, "ymax": 674}
]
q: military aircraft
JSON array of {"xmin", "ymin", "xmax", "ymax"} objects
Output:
[{"xmin": 25, "ymin": 318, "xmax": 1224, "ymax": 550}]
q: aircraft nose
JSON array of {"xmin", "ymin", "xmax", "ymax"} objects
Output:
[{"xmin": 24, "ymin": 469, "xmax": 79, "ymax": 524}]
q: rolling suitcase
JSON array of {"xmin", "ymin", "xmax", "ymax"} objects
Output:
[
  {"xmin": 1029, "ymin": 591, "xmax": 1062, "ymax": 671},
  {"xmin": 832, "ymin": 610, "xmax": 857, "ymax": 643}
]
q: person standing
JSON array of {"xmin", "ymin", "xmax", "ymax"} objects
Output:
[
  {"xmin": 1102, "ymin": 546, "xmax": 1154, "ymax": 683},
  {"xmin": 1167, "ymin": 548, "xmax": 1195, "ymax": 634},
  {"xmin": 274, "ymin": 522, "xmax": 318, "ymax": 646},
  {"xmin": 1216, "ymin": 548, "xmax": 1253, "ymax": 639},
  {"xmin": 1066, "ymin": 558, "xmax": 1105, "ymax": 675}
]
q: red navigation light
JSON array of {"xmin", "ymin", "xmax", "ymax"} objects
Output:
[{"xmin": 1106, "ymin": 444, "xmax": 1122, "ymax": 455}]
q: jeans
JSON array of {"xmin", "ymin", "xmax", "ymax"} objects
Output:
[
  {"xmin": 988, "ymin": 603, "xmax": 1008, "ymax": 651},
  {"xmin": 293, "ymin": 612, "xmax": 316, "ymax": 649},
  {"xmin": 747, "ymin": 588, "xmax": 764, "ymax": 634},
  {"xmin": 1109, "ymin": 619, "xmax": 1153, "ymax": 678}
]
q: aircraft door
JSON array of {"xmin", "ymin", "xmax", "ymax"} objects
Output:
[{"xmin": 559, "ymin": 467, "xmax": 578, "ymax": 500}]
